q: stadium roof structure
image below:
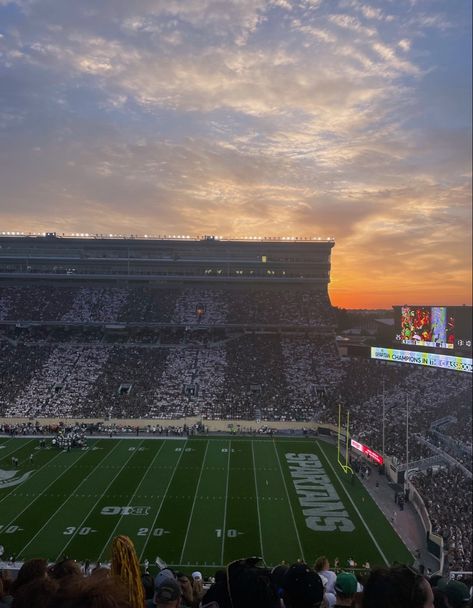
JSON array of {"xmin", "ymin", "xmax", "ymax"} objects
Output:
[{"xmin": 0, "ymin": 233, "xmax": 335, "ymax": 286}]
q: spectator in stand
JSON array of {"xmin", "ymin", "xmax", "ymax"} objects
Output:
[
  {"xmin": 226, "ymin": 557, "xmax": 279, "ymax": 608},
  {"xmin": 175, "ymin": 573, "xmax": 195, "ymax": 608},
  {"xmin": 314, "ymin": 557, "xmax": 336, "ymax": 594},
  {"xmin": 110, "ymin": 536, "xmax": 144, "ymax": 608},
  {"xmin": 152, "ymin": 578, "xmax": 182, "ymax": 608},
  {"xmin": 142, "ymin": 574, "xmax": 155, "ymax": 606},
  {"xmin": 200, "ymin": 569, "xmax": 231, "ymax": 608},
  {"xmin": 10, "ymin": 558, "xmax": 48, "ymax": 596},
  {"xmin": 333, "ymin": 572, "xmax": 357, "ymax": 607},
  {"xmin": 48, "ymin": 559, "xmax": 82, "ymax": 586},
  {"xmin": 362, "ymin": 565, "xmax": 434, "ymax": 608},
  {"xmin": 435, "ymin": 579, "xmax": 471, "ymax": 608},
  {"xmin": 281, "ymin": 563, "xmax": 325, "ymax": 608},
  {"xmin": 47, "ymin": 573, "xmax": 132, "ymax": 608},
  {"xmin": 10, "ymin": 577, "xmax": 58, "ymax": 608},
  {"xmin": 433, "ymin": 588, "xmax": 451, "ymax": 608},
  {"xmin": 0, "ymin": 577, "xmax": 13, "ymax": 608}
]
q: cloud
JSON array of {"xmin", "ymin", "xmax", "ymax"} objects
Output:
[{"xmin": 0, "ymin": 0, "xmax": 471, "ymax": 307}]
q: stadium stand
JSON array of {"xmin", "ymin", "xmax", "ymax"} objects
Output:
[
  {"xmin": 1, "ymin": 543, "xmax": 471, "ymax": 607},
  {"xmin": 0, "ymin": 235, "xmax": 472, "ymax": 581}
]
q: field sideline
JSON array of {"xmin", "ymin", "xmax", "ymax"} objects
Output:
[{"xmin": 0, "ymin": 436, "xmax": 412, "ymax": 573}]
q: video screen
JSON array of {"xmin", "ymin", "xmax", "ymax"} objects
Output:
[
  {"xmin": 398, "ymin": 306, "xmax": 454, "ymax": 349},
  {"xmin": 394, "ymin": 305, "xmax": 472, "ymax": 354}
]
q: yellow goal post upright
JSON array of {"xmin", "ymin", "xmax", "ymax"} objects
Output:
[{"xmin": 337, "ymin": 403, "xmax": 354, "ymax": 475}]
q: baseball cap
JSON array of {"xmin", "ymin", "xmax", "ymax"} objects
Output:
[
  {"xmin": 154, "ymin": 568, "xmax": 176, "ymax": 589},
  {"xmin": 437, "ymin": 580, "xmax": 470, "ymax": 607},
  {"xmin": 192, "ymin": 571, "xmax": 203, "ymax": 580},
  {"xmin": 283, "ymin": 563, "xmax": 324, "ymax": 604},
  {"xmin": 334, "ymin": 572, "xmax": 358, "ymax": 596},
  {"xmin": 154, "ymin": 578, "xmax": 181, "ymax": 603}
]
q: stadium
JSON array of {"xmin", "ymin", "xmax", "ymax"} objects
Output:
[{"xmin": 0, "ymin": 233, "xmax": 471, "ymax": 607}]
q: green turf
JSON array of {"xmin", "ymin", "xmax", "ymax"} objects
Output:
[{"xmin": 0, "ymin": 436, "xmax": 413, "ymax": 574}]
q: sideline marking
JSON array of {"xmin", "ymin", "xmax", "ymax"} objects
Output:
[
  {"xmin": 317, "ymin": 442, "xmax": 390, "ymax": 566},
  {"xmin": 272, "ymin": 439, "xmax": 305, "ymax": 562},
  {"xmin": 251, "ymin": 441, "xmax": 265, "ymax": 561}
]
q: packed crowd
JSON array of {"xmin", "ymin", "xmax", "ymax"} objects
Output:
[
  {"xmin": 410, "ymin": 467, "xmax": 473, "ymax": 572},
  {"xmin": 0, "ymin": 283, "xmax": 471, "ymax": 580},
  {"xmin": 0, "ymin": 285, "xmax": 334, "ymax": 327},
  {"xmin": 1, "ymin": 539, "xmax": 472, "ymax": 608}
]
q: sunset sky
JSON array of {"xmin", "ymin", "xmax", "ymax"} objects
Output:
[{"xmin": 0, "ymin": 0, "xmax": 471, "ymax": 308}]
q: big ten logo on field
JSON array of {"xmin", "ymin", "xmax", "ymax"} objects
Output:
[{"xmin": 101, "ymin": 506, "xmax": 150, "ymax": 516}]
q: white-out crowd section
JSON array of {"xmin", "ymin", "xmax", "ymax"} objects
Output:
[{"xmin": 0, "ymin": 283, "xmax": 472, "ymax": 571}]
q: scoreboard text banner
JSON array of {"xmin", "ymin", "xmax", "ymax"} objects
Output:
[{"xmin": 371, "ymin": 346, "xmax": 472, "ymax": 374}]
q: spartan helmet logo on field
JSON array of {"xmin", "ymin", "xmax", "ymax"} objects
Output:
[{"xmin": 0, "ymin": 468, "xmax": 33, "ymax": 488}]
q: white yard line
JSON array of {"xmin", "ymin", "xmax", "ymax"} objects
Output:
[
  {"xmin": 139, "ymin": 439, "xmax": 188, "ymax": 561},
  {"xmin": 0, "ymin": 444, "xmax": 62, "ymax": 502},
  {"xmin": 317, "ymin": 442, "xmax": 390, "ymax": 566},
  {"xmin": 220, "ymin": 439, "xmax": 232, "ymax": 565},
  {"xmin": 2, "ymin": 440, "xmax": 100, "ymax": 530},
  {"xmin": 272, "ymin": 438, "xmax": 305, "ymax": 562},
  {"xmin": 250, "ymin": 440, "xmax": 265, "ymax": 561},
  {"xmin": 97, "ymin": 441, "xmax": 167, "ymax": 562},
  {"xmin": 179, "ymin": 441, "xmax": 210, "ymax": 564},
  {"xmin": 17, "ymin": 439, "xmax": 125, "ymax": 559},
  {"xmin": 0, "ymin": 438, "xmax": 34, "ymax": 460},
  {"xmin": 54, "ymin": 440, "xmax": 144, "ymax": 560}
]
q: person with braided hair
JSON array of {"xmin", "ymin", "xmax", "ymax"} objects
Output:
[{"xmin": 111, "ymin": 535, "xmax": 145, "ymax": 608}]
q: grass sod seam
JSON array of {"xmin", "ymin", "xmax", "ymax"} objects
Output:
[
  {"xmin": 96, "ymin": 440, "xmax": 167, "ymax": 562},
  {"xmin": 15, "ymin": 439, "xmax": 126, "ymax": 559},
  {"xmin": 1, "ymin": 439, "xmax": 100, "ymax": 538},
  {"xmin": 271, "ymin": 437, "xmax": 305, "ymax": 562},
  {"xmin": 317, "ymin": 442, "xmax": 390, "ymax": 566},
  {"xmin": 250, "ymin": 440, "xmax": 265, "ymax": 562},
  {"xmin": 54, "ymin": 440, "xmax": 148, "ymax": 561},
  {"xmin": 178, "ymin": 441, "xmax": 211, "ymax": 564},
  {"xmin": 138, "ymin": 439, "xmax": 189, "ymax": 561},
  {"xmin": 220, "ymin": 439, "xmax": 232, "ymax": 565}
]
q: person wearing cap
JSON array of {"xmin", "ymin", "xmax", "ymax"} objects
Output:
[
  {"xmin": 153, "ymin": 578, "xmax": 182, "ymax": 608},
  {"xmin": 436, "ymin": 579, "xmax": 471, "ymax": 608},
  {"xmin": 148, "ymin": 569, "xmax": 191, "ymax": 608},
  {"xmin": 333, "ymin": 572, "xmax": 357, "ymax": 607},
  {"xmin": 282, "ymin": 563, "xmax": 325, "ymax": 608}
]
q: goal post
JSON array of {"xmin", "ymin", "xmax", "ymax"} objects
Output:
[{"xmin": 337, "ymin": 403, "xmax": 354, "ymax": 475}]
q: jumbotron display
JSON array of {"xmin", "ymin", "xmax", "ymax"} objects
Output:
[{"xmin": 394, "ymin": 305, "xmax": 472, "ymax": 355}]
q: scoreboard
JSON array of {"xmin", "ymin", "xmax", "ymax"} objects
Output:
[
  {"xmin": 371, "ymin": 305, "xmax": 472, "ymax": 373},
  {"xmin": 393, "ymin": 305, "xmax": 472, "ymax": 357}
]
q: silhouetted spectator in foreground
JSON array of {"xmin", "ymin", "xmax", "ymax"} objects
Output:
[
  {"xmin": 282, "ymin": 562, "xmax": 324, "ymax": 608},
  {"xmin": 362, "ymin": 565, "xmax": 434, "ymax": 608}
]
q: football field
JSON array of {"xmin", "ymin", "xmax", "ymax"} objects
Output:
[{"xmin": 0, "ymin": 436, "xmax": 412, "ymax": 573}]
